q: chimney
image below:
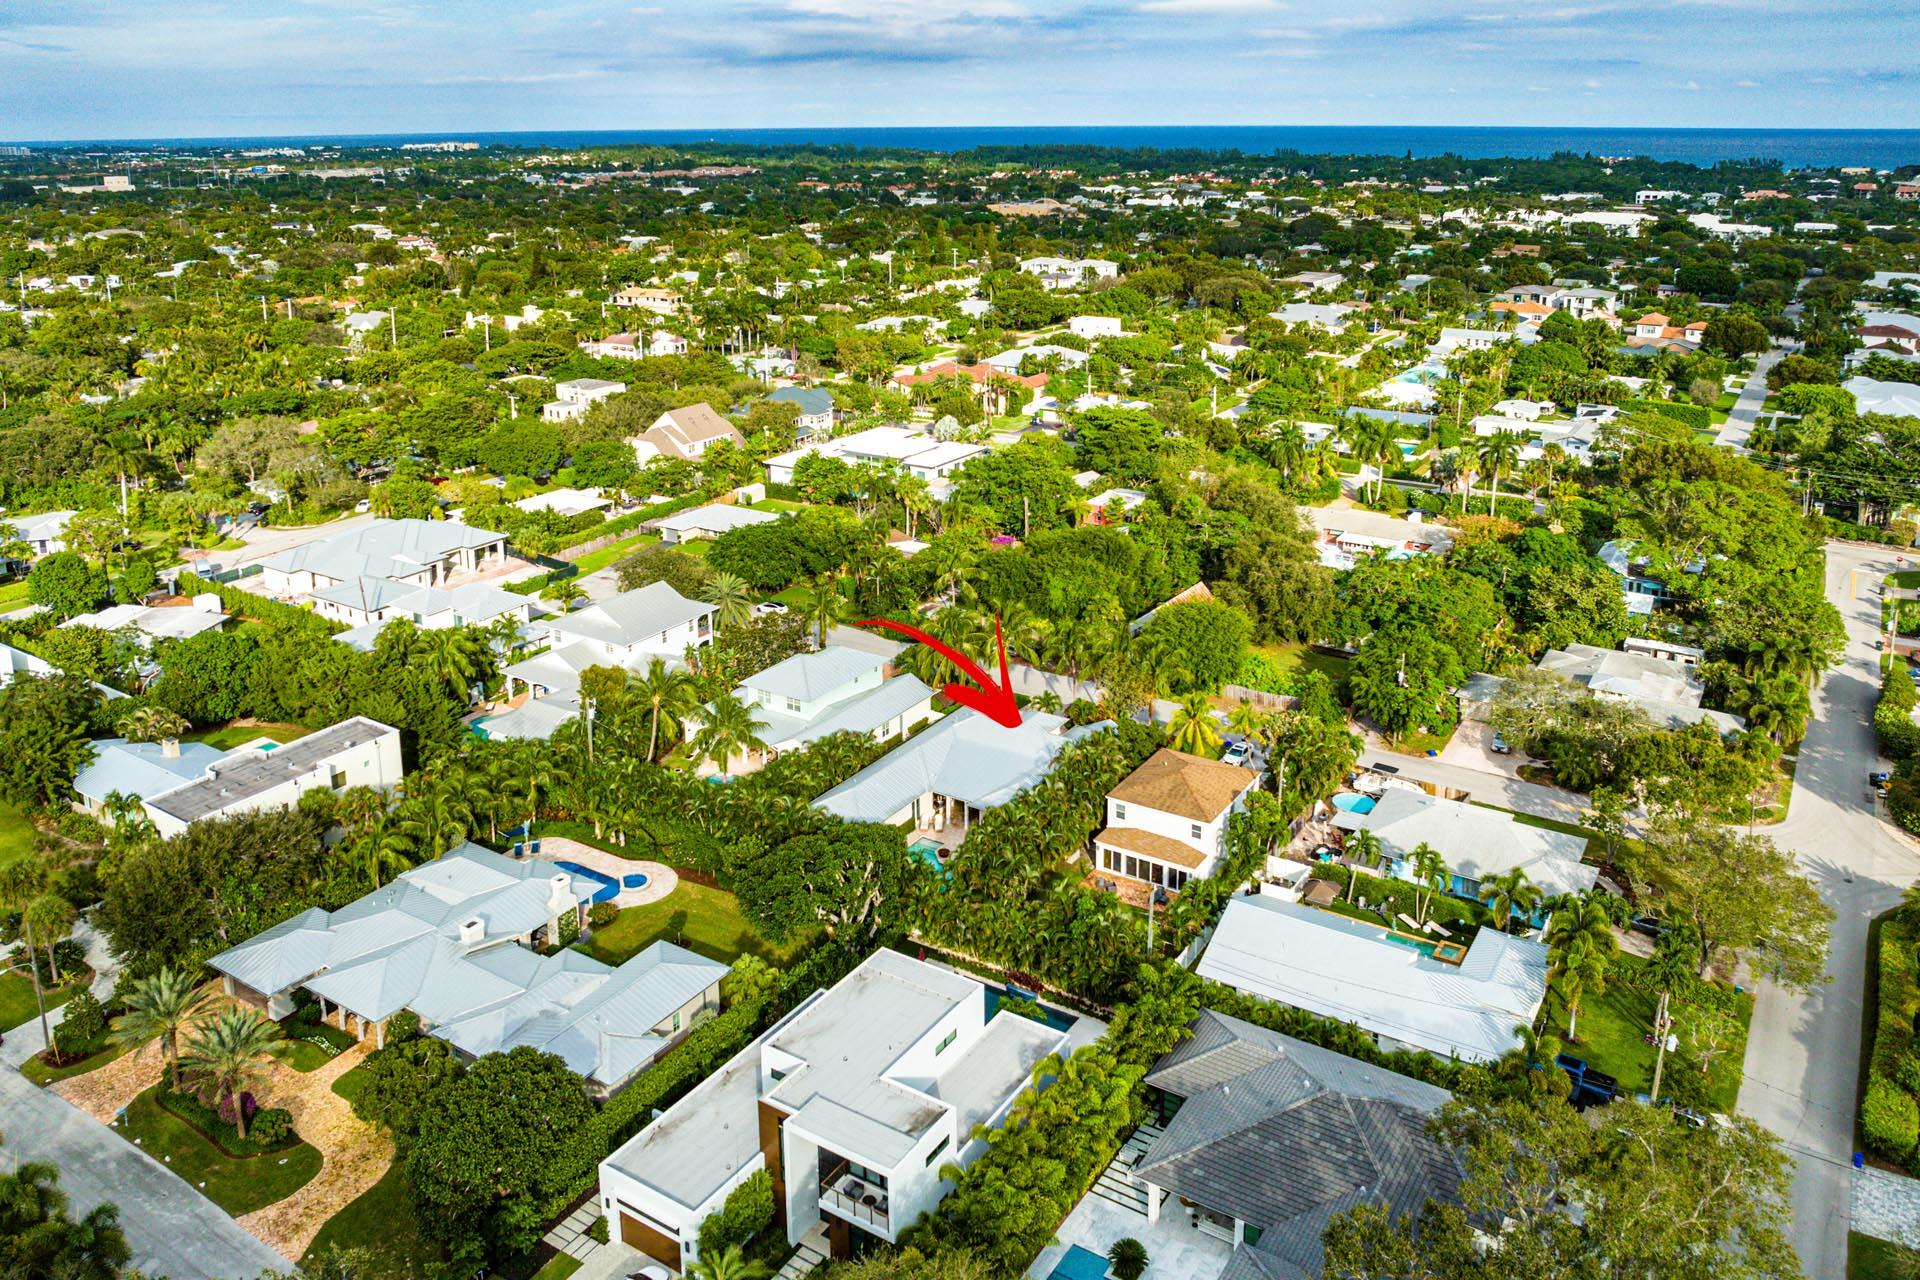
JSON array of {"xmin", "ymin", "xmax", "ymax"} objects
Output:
[
  {"xmin": 161, "ymin": 737, "xmax": 180, "ymax": 759},
  {"xmin": 549, "ymin": 873, "xmax": 573, "ymax": 911},
  {"xmin": 459, "ymin": 916, "xmax": 484, "ymax": 946}
]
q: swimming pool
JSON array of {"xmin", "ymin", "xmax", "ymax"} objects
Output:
[
  {"xmin": 909, "ymin": 837, "xmax": 953, "ymax": 881},
  {"xmin": 1390, "ymin": 360, "xmax": 1446, "ymax": 386},
  {"xmin": 1331, "ymin": 793, "xmax": 1377, "ymax": 815},
  {"xmin": 1383, "ymin": 931, "xmax": 1440, "ymax": 958},
  {"xmin": 1382, "ymin": 928, "xmax": 1468, "ymax": 964},
  {"xmin": 986, "ymin": 985, "xmax": 1078, "ymax": 1032},
  {"xmin": 1048, "ymin": 1245, "xmax": 1110, "ymax": 1280},
  {"xmin": 554, "ymin": 860, "xmax": 625, "ymax": 904}
]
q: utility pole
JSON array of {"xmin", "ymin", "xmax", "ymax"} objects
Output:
[
  {"xmin": 389, "ymin": 310, "xmax": 397, "ymax": 345},
  {"xmin": 1649, "ymin": 989, "xmax": 1676, "ymax": 1103}
]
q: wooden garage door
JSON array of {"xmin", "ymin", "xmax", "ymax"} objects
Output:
[{"xmin": 619, "ymin": 1212, "xmax": 680, "ymax": 1268}]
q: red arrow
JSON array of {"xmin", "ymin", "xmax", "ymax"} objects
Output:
[{"xmin": 856, "ymin": 615, "xmax": 1023, "ymax": 728}]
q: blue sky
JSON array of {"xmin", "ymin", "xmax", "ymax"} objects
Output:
[{"xmin": 2, "ymin": 0, "xmax": 1916, "ymax": 141}]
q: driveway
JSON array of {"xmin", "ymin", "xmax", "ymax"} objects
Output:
[
  {"xmin": 0, "ymin": 1067, "xmax": 288, "ymax": 1279},
  {"xmin": 1735, "ymin": 541, "xmax": 1920, "ymax": 1277},
  {"xmin": 1714, "ymin": 346, "xmax": 1785, "ymax": 450},
  {"xmin": 1438, "ymin": 719, "xmax": 1532, "ymax": 781}
]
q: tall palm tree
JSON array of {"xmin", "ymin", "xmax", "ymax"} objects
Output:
[
  {"xmin": 1225, "ymin": 700, "xmax": 1268, "ymax": 748},
  {"xmin": 397, "ymin": 785, "xmax": 473, "ymax": 859},
  {"xmin": 177, "ymin": 1007, "xmax": 286, "ymax": 1138},
  {"xmin": 632, "ymin": 657, "xmax": 699, "ymax": 761},
  {"xmin": 413, "ymin": 626, "xmax": 486, "ymax": 708},
  {"xmin": 1167, "ymin": 693, "xmax": 1222, "ymax": 756},
  {"xmin": 1409, "ymin": 842, "xmax": 1450, "ymax": 925},
  {"xmin": 1478, "ymin": 867, "xmax": 1541, "ymax": 933},
  {"xmin": 110, "ymin": 967, "xmax": 212, "ymax": 1088},
  {"xmin": 1473, "ymin": 430, "xmax": 1523, "ymax": 516},
  {"xmin": 690, "ymin": 691, "xmax": 769, "ymax": 776},
  {"xmin": 120, "ymin": 705, "xmax": 189, "ymax": 744},
  {"xmin": 93, "ymin": 431, "xmax": 147, "ymax": 521},
  {"xmin": 701, "ymin": 571, "xmax": 756, "ymax": 631},
  {"xmin": 23, "ymin": 894, "xmax": 76, "ymax": 984},
  {"xmin": 1546, "ymin": 899, "xmax": 1617, "ymax": 1041},
  {"xmin": 0, "ymin": 861, "xmax": 52, "ymax": 1044},
  {"xmin": 1342, "ymin": 828, "xmax": 1383, "ymax": 903}
]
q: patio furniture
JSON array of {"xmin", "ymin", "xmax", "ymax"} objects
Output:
[{"xmin": 1397, "ymin": 913, "xmax": 1422, "ymax": 932}]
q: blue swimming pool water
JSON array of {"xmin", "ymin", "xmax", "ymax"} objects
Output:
[
  {"xmin": 986, "ymin": 986, "xmax": 1078, "ymax": 1032},
  {"xmin": 554, "ymin": 860, "xmax": 620, "ymax": 904},
  {"xmin": 1332, "ymin": 794, "xmax": 1377, "ymax": 814},
  {"xmin": 1049, "ymin": 1245, "xmax": 1110, "ymax": 1280},
  {"xmin": 621, "ymin": 873, "xmax": 649, "ymax": 890}
]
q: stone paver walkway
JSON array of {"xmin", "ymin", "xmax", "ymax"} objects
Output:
[
  {"xmin": 1854, "ymin": 1166, "xmax": 1920, "ymax": 1250},
  {"xmin": 531, "ymin": 838, "xmax": 676, "ymax": 908},
  {"xmin": 544, "ymin": 1197, "xmax": 609, "ymax": 1264}
]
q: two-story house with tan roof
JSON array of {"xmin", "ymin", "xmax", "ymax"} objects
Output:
[{"xmin": 1092, "ymin": 748, "xmax": 1260, "ymax": 894}]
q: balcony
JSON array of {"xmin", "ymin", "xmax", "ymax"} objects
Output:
[{"xmin": 818, "ymin": 1161, "xmax": 891, "ymax": 1235}]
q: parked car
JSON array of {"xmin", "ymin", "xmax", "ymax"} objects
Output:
[
  {"xmin": 1221, "ymin": 740, "xmax": 1252, "ymax": 767},
  {"xmin": 1490, "ymin": 731, "xmax": 1512, "ymax": 755},
  {"xmin": 753, "ymin": 601, "xmax": 789, "ymax": 616}
]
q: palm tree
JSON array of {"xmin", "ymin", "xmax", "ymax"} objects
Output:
[
  {"xmin": 632, "ymin": 657, "xmax": 699, "ymax": 761},
  {"xmin": 24, "ymin": 894, "xmax": 76, "ymax": 984},
  {"xmin": 93, "ymin": 430, "xmax": 147, "ymax": 521},
  {"xmin": 110, "ymin": 967, "xmax": 212, "ymax": 1088},
  {"xmin": 687, "ymin": 1246, "xmax": 770, "ymax": 1280},
  {"xmin": 1225, "ymin": 700, "xmax": 1268, "ymax": 748},
  {"xmin": 396, "ymin": 785, "xmax": 473, "ymax": 858},
  {"xmin": 1409, "ymin": 842, "xmax": 1449, "ymax": 925},
  {"xmin": 1646, "ymin": 923, "xmax": 1698, "ymax": 1102},
  {"xmin": 413, "ymin": 626, "xmax": 486, "ymax": 708},
  {"xmin": 119, "ymin": 705, "xmax": 189, "ymax": 744},
  {"xmin": 690, "ymin": 691, "xmax": 769, "ymax": 776},
  {"xmin": 807, "ymin": 569, "xmax": 846, "ymax": 649},
  {"xmin": 0, "ymin": 860, "xmax": 52, "ymax": 1044},
  {"xmin": 1546, "ymin": 899, "xmax": 1617, "ymax": 1041},
  {"xmin": 177, "ymin": 1007, "xmax": 286, "ymax": 1138},
  {"xmin": 1473, "ymin": 430, "xmax": 1522, "ymax": 516},
  {"xmin": 1342, "ymin": 828, "xmax": 1383, "ymax": 902},
  {"xmin": 1478, "ymin": 867, "xmax": 1541, "ymax": 933},
  {"xmin": 701, "ymin": 571, "xmax": 756, "ymax": 631},
  {"xmin": 1167, "ymin": 693, "xmax": 1222, "ymax": 756}
]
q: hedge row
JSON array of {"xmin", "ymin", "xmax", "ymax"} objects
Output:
[
  {"xmin": 1863, "ymin": 909, "xmax": 1920, "ymax": 1165},
  {"xmin": 553, "ymin": 488, "xmax": 719, "ymax": 552},
  {"xmin": 1824, "ymin": 516, "xmax": 1915, "ymax": 547},
  {"xmin": 1624, "ymin": 398, "xmax": 1713, "ymax": 429},
  {"xmin": 175, "ymin": 571, "xmax": 344, "ymax": 635}
]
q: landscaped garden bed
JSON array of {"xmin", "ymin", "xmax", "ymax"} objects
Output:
[{"xmin": 117, "ymin": 1084, "xmax": 322, "ymax": 1216}]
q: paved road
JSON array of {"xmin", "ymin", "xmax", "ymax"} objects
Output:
[
  {"xmin": 1735, "ymin": 541, "xmax": 1920, "ymax": 1277},
  {"xmin": 0, "ymin": 1068, "xmax": 288, "ymax": 1278},
  {"xmin": 1714, "ymin": 346, "xmax": 1786, "ymax": 450}
]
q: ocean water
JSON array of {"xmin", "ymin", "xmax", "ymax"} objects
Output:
[{"xmin": 17, "ymin": 126, "xmax": 1920, "ymax": 170}]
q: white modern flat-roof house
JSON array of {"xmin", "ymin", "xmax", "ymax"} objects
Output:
[
  {"xmin": 259, "ymin": 519, "xmax": 509, "ymax": 600},
  {"xmin": 208, "ymin": 842, "xmax": 726, "ymax": 1092},
  {"xmin": 542, "ymin": 378, "xmax": 627, "ymax": 423},
  {"xmin": 1093, "ymin": 749, "xmax": 1259, "ymax": 895},
  {"xmin": 74, "ymin": 717, "xmax": 403, "ymax": 839},
  {"xmin": 1067, "ymin": 315, "xmax": 1124, "ymax": 339},
  {"xmin": 763, "ymin": 427, "xmax": 987, "ymax": 488},
  {"xmin": 813, "ymin": 708, "xmax": 1112, "ymax": 834},
  {"xmin": 597, "ymin": 949, "xmax": 1070, "ymax": 1270},
  {"xmin": 1196, "ymin": 893, "xmax": 1550, "ymax": 1063},
  {"xmin": 1336, "ymin": 786, "xmax": 1596, "ymax": 916},
  {"xmin": 688, "ymin": 646, "xmax": 935, "ymax": 773}
]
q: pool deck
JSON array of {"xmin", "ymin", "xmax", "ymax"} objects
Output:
[{"xmin": 529, "ymin": 836, "xmax": 677, "ymax": 909}]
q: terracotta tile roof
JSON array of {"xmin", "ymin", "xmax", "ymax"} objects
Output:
[
  {"xmin": 1095, "ymin": 825, "xmax": 1208, "ymax": 870},
  {"xmin": 1108, "ymin": 748, "xmax": 1259, "ymax": 823}
]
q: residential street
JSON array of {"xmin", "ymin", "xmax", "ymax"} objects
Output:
[
  {"xmin": 1736, "ymin": 541, "xmax": 1920, "ymax": 1277},
  {"xmin": 0, "ymin": 1066, "xmax": 289, "ymax": 1278},
  {"xmin": 1714, "ymin": 345, "xmax": 1786, "ymax": 450}
]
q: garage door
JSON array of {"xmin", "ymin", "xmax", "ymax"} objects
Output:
[{"xmin": 619, "ymin": 1212, "xmax": 680, "ymax": 1268}]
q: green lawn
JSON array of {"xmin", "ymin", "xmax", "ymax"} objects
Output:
[
  {"xmin": 0, "ymin": 578, "xmax": 30, "ymax": 611},
  {"xmin": 1891, "ymin": 569, "xmax": 1920, "ymax": 589},
  {"xmin": 575, "ymin": 879, "xmax": 810, "ymax": 967},
  {"xmin": 0, "ymin": 799, "xmax": 36, "ymax": 869},
  {"xmin": 1245, "ymin": 642, "xmax": 1352, "ymax": 688},
  {"xmin": 529, "ymin": 1255, "xmax": 583, "ymax": 1280},
  {"xmin": 567, "ymin": 530, "xmax": 659, "ymax": 578},
  {"xmin": 186, "ymin": 722, "xmax": 311, "ymax": 751},
  {"xmin": 277, "ymin": 1020, "xmax": 356, "ymax": 1072},
  {"xmin": 303, "ymin": 1163, "xmax": 436, "ymax": 1280},
  {"xmin": 1543, "ymin": 952, "xmax": 1753, "ymax": 1113},
  {"xmin": 0, "ymin": 967, "xmax": 77, "ymax": 1033},
  {"xmin": 331, "ymin": 1061, "xmax": 373, "ymax": 1106},
  {"xmin": 748, "ymin": 499, "xmax": 808, "ymax": 513},
  {"xmin": 117, "ymin": 1086, "xmax": 323, "ymax": 1217},
  {"xmin": 1850, "ymin": 1232, "xmax": 1920, "ymax": 1279},
  {"xmin": 22, "ymin": 1039, "xmax": 129, "ymax": 1085}
]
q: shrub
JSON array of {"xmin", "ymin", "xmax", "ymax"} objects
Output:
[
  {"xmin": 1108, "ymin": 1238, "xmax": 1150, "ymax": 1280},
  {"xmin": 1865, "ymin": 1078, "xmax": 1919, "ymax": 1161},
  {"xmin": 387, "ymin": 1009, "xmax": 421, "ymax": 1043},
  {"xmin": 1623, "ymin": 398, "xmax": 1712, "ymax": 429},
  {"xmin": 587, "ymin": 1218, "xmax": 609, "ymax": 1244},
  {"xmin": 59, "ymin": 989, "xmax": 105, "ymax": 1042},
  {"xmin": 1876, "ymin": 700, "xmax": 1920, "ymax": 761},
  {"xmin": 697, "ymin": 1169, "xmax": 776, "ymax": 1259},
  {"xmin": 250, "ymin": 1107, "xmax": 294, "ymax": 1146},
  {"xmin": 557, "ymin": 910, "xmax": 582, "ymax": 947},
  {"xmin": 588, "ymin": 902, "xmax": 619, "ymax": 929}
]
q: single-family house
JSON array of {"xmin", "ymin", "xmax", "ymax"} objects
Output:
[
  {"xmin": 317, "ymin": 579, "xmax": 532, "ymax": 647},
  {"xmin": 76, "ymin": 717, "xmax": 403, "ymax": 840},
  {"xmin": 1067, "ymin": 315, "xmax": 1124, "ymax": 339},
  {"xmin": 609, "ymin": 286, "xmax": 682, "ymax": 315},
  {"xmin": 340, "ymin": 311, "xmax": 388, "ymax": 346},
  {"xmin": 814, "ymin": 708, "xmax": 1112, "ymax": 833},
  {"xmin": 5, "ymin": 509, "xmax": 75, "ymax": 559},
  {"xmin": 1845, "ymin": 375, "xmax": 1920, "ymax": 419},
  {"xmin": 208, "ymin": 842, "xmax": 726, "ymax": 1093},
  {"xmin": 1092, "ymin": 749, "xmax": 1260, "ymax": 894},
  {"xmin": 1196, "ymin": 892, "xmax": 1550, "ymax": 1062},
  {"xmin": 259, "ymin": 519, "xmax": 509, "ymax": 600},
  {"xmin": 542, "ymin": 378, "xmax": 627, "ymax": 423},
  {"xmin": 650, "ymin": 502, "xmax": 780, "ymax": 545},
  {"xmin": 513, "ymin": 488, "xmax": 612, "ymax": 519},
  {"xmin": 982, "ymin": 344, "xmax": 1088, "ymax": 375},
  {"xmin": 1268, "ymin": 301, "xmax": 1354, "ymax": 333},
  {"xmin": 1018, "ymin": 256, "xmax": 1119, "ymax": 289},
  {"xmin": 1336, "ymin": 787, "xmax": 1598, "ymax": 913},
  {"xmin": 1094, "ymin": 1010, "xmax": 1462, "ymax": 1276},
  {"xmin": 597, "ymin": 949, "xmax": 1071, "ymax": 1270},
  {"xmin": 628, "ymin": 404, "xmax": 745, "ymax": 464},
  {"xmin": 687, "ymin": 646, "xmax": 934, "ymax": 773},
  {"xmin": 1537, "ymin": 642, "xmax": 1745, "ymax": 732},
  {"xmin": 1282, "ymin": 270, "xmax": 1345, "ymax": 293},
  {"xmin": 767, "ymin": 386, "xmax": 835, "ymax": 436},
  {"xmin": 61, "ymin": 597, "xmax": 226, "ymax": 649}
]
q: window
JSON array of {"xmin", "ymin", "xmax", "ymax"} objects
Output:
[
  {"xmin": 934, "ymin": 1028, "xmax": 957, "ymax": 1056},
  {"xmin": 785, "ymin": 697, "xmax": 802, "ymax": 713},
  {"xmin": 1190, "ymin": 823, "xmax": 1204, "ymax": 840},
  {"xmin": 330, "ymin": 769, "xmax": 348, "ymax": 789},
  {"xmin": 925, "ymin": 1135, "xmax": 951, "ymax": 1167},
  {"xmin": 770, "ymin": 1067, "xmax": 788, "ymax": 1083},
  {"xmin": 671, "ymin": 1010, "xmax": 681, "ymax": 1031},
  {"xmin": 1113, "ymin": 802, "xmax": 1127, "ymax": 821}
]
